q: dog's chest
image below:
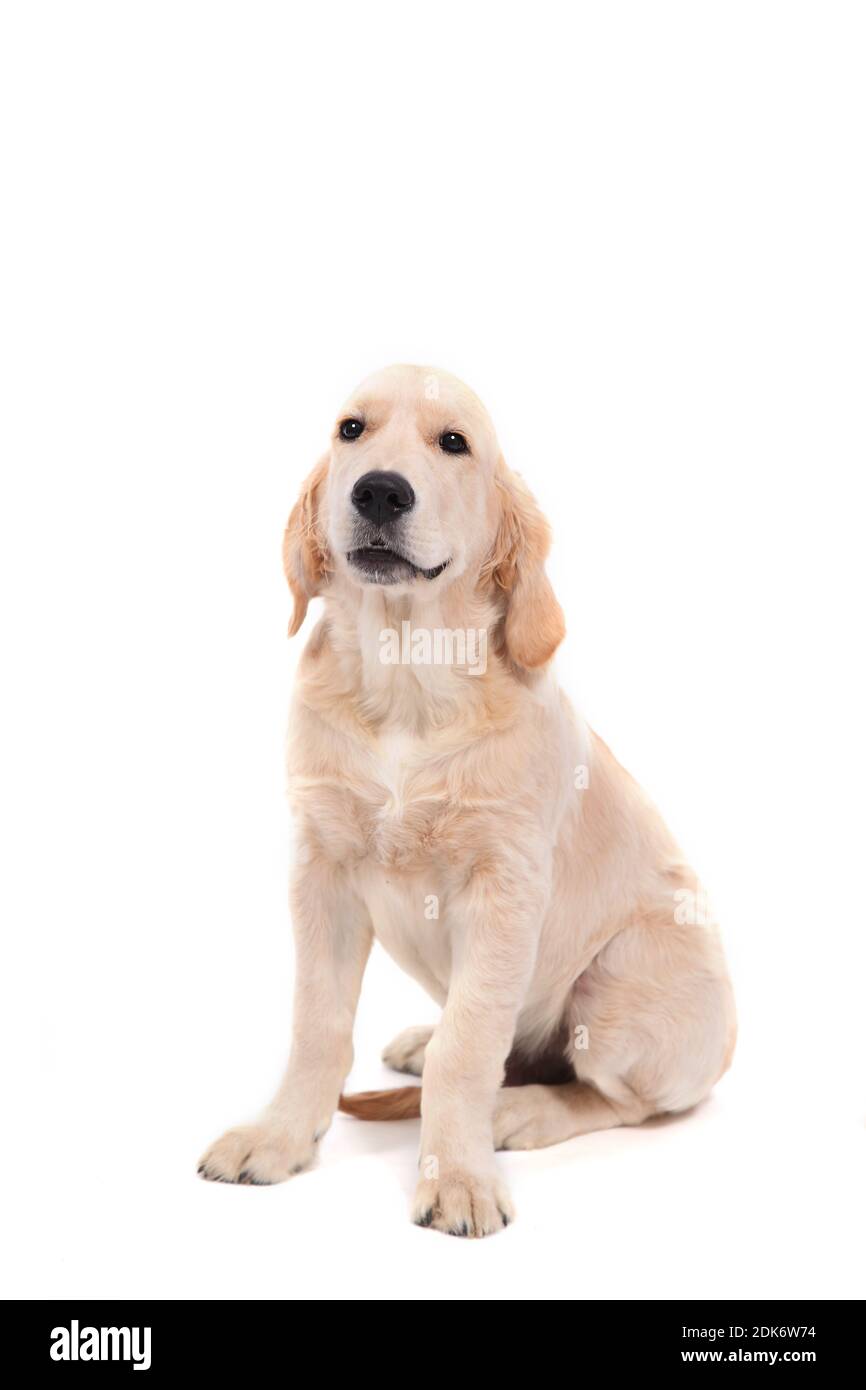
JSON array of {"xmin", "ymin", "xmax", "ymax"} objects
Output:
[
  {"xmin": 372, "ymin": 731, "xmax": 415, "ymax": 820},
  {"xmin": 349, "ymin": 731, "xmax": 460, "ymax": 997},
  {"xmin": 357, "ymin": 730, "xmax": 459, "ymax": 869}
]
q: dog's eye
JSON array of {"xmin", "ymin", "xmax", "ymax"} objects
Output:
[
  {"xmin": 439, "ymin": 431, "xmax": 469, "ymax": 455},
  {"xmin": 339, "ymin": 418, "xmax": 365, "ymax": 441}
]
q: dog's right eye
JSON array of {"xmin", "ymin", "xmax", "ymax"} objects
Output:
[{"xmin": 339, "ymin": 418, "xmax": 365, "ymax": 441}]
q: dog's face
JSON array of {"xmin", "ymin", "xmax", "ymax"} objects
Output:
[
  {"xmin": 325, "ymin": 365, "xmax": 499, "ymax": 593},
  {"xmin": 284, "ymin": 365, "xmax": 565, "ymax": 669}
]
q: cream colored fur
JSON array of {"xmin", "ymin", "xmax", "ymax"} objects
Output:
[{"xmin": 199, "ymin": 365, "xmax": 736, "ymax": 1236}]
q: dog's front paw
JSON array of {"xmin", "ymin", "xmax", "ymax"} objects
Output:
[
  {"xmin": 412, "ymin": 1166, "xmax": 514, "ymax": 1237},
  {"xmin": 197, "ymin": 1123, "xmax": 316, "ymax": 1186}
]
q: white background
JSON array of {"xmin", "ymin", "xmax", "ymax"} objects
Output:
[{"xmin": 2, "ymin": 2, "xmax": 864, "ymax": 1301}]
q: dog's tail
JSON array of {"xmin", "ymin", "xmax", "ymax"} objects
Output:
[{"xmin": 338, "ymin": 1086, "xmax": 422, "ymax": 1120}]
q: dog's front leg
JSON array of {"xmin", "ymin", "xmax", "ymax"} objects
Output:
[
  {"xmin": 412, "ymin": 860, "xmax": 543, "ymax": 1236},
  {"xmin": 199, "ymin": 857, "xmax": 372, "ymax": 1185}
]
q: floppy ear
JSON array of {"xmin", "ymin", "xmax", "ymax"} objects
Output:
[
  {"xmin": 282, "ymin": 455, "xmax": 330, "ymax": 636},
  {"xmin": 483, "ymin": 460, "xmax": 565, "ymax": 669}
]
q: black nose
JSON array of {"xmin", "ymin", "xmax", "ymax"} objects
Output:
[{"xmin": 350, "ymin": 471, "xmax": 415, "ymax": 524}]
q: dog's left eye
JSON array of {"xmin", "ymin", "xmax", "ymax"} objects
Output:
[
  {"xmin": 439, "ymin": 431, "xmax": 469, "ymax": 455},
  {"xmin": 339, "ymin": 418, "xmax": 365, "ymax": 441}
]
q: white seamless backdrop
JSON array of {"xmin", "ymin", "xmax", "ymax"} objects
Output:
[{"xmin": 1, "ymin": 1, "xmax": 864, "ymax": 1300}]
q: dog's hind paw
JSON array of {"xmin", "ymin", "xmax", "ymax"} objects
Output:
[{"xmin": 382, "ymin": 1024, "xmax": 434, "ymax": 1077}]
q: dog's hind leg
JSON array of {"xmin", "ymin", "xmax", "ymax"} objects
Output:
[
  {"xmin": 494, "ymin": 917, "xmax": 736, "ymax": 1152},
  {"xmin": 382, "ymin": 1024, "xmax": 434, "ymax": 1076},
  {"xmin": 493, "ymin": 1081, "xmax": 648, "ymax": 1150}
]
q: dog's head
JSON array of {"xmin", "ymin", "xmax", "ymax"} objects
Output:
[{"xmin": 283, "ymin": 365, "xmax": 564, "ymax": 669}]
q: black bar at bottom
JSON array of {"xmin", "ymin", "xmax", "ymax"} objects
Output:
[{"xmin": 2, "ymin": 1299, "xmax": 860, "ymax": 1373}]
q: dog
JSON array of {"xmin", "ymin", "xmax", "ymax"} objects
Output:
[{"xmin": 198, "ymin": 364, "xmax": 736, "ymax": 1236}]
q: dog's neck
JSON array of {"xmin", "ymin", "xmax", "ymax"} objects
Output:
[{"xmin": 302, "ymin": 572, "xmax": 528, "ymax": 738}]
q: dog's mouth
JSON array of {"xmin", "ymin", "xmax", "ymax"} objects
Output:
[{"xmin": 347, "ymin": 544, "xmax": 450, "ymax": 584}]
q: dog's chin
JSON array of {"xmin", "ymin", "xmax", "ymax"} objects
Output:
[{"xmin": 346, "ymin": 547, "xmax": 450, "ymax": 586}]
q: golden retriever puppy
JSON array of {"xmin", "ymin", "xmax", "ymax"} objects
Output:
[{"xmin": 199, "ymin": 364, "xmax": 736, "ymax": 1236}]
